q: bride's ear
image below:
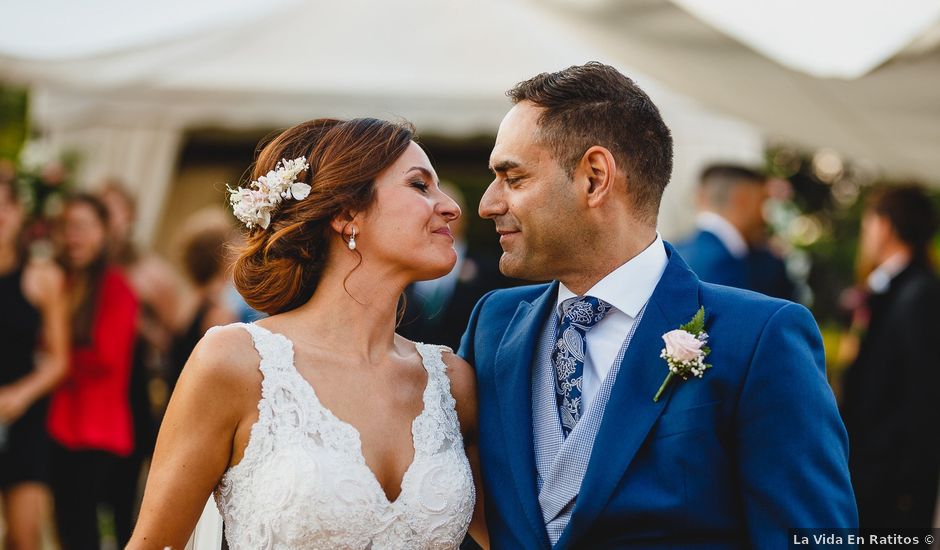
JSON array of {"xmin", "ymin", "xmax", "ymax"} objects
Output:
[{"xmin": 330, "ymin": 211, "xmax": 359, "ymax": 236}]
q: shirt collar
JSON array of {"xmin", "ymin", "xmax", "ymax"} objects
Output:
[
  {"xmin": 696, "ymin": 211, "xmax": 748, "ymax": 259},
  {"xmin": 866, "ymin": 251, "xmax": 910, "ymax": 294},
  {"xmin": 556, "ymin": 234, "xmax": 668, "ymax": 319}
]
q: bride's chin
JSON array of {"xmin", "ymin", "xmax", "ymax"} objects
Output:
[{"xmin": 411, "ymin": 262, "xmax": 457, "ymax": 282}]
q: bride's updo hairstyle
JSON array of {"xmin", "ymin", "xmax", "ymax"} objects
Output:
[{"xmin": 232, "ymin": 118, "xmax": 415, "ymax": 315}]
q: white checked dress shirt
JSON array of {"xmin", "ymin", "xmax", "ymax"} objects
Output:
[
  {"xmin": 533, "ymin": 235, "xmax": 667, "ymax": 544},
  {"xmin": 554, "ymin": 235, "xmax": 668, "ymax": 413}
]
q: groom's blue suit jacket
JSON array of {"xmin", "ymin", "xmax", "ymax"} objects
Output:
[{"xmin": 458, "ymin": 243, "xmax": 856, "ymax": 549}]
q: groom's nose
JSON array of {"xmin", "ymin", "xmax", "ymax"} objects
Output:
[{"xmin": 479, "ymin": 180, "xmax": 505, "ymax": 220}]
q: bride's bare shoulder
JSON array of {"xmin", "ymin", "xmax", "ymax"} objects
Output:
[
  {"xmin": 440, "ymin": 350, "xmax": 475, "ymax": 396},
  {"xmin": 164, "ymin": 323, "xmax": 264, "ymax": 429},
  {"xmin": 182, "ymin": 323, "xmax": 263, "ymax": 390}
]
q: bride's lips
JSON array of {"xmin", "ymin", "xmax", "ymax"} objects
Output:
[{"xmin": 433, "ymin": 227, "xmax": 454, "ymax": 240}]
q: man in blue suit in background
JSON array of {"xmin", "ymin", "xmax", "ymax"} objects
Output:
[
  {"xmin": 676, "ymin": 165, "xmax": 796, "ymax": 300},
  {"xmin": 459, "ymin": 63, "xmax": 856, "ymax": 549}
]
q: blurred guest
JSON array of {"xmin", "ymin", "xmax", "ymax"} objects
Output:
[
  {"xmin": 841, "ymin": 184, "xmax": 940, "ymax": 528},
  {"xmin": 224, "ymin": 281, "xmax": 266, "ymax": 323},
  {"xmin": 98, "ymin": 180, "xmax": 180, "ymax": 353},
  {"xmin": 168, "ymin": 209, "xmax": 238, "ymax": 391},
  {"xmin": 0, "ymin": 179, "xmax": 68, "ymax": 550},
  {"xmin": 746, "ymin": 243, "xmax": 797, "ymax": 301},
  {"xmin": 98, "ymin": 181, "xmax": 174, "ymax": 546},
  {"xmin": 222, "ymin": 229, "xmax": 265, "ymax": 324},
  {"xmin": 397, "ymin": 183, "xmax": 505, "ymax": 350},
  {"xmin": 676, "ymin": 164, "xmax": 795, "ymax": 299},
  {"xmin": 47, "ymin": 194, "xmax": 138, "ymax": 550}
]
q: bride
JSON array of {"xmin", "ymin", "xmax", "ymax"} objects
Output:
[{"xmin": 127, "ymin": 118, "xmax": 487, "ymax": 549}]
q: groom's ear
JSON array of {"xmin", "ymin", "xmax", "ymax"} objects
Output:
[{"xmin": 578, "ymin": 145, "xmax": 617, "ymax": 207}]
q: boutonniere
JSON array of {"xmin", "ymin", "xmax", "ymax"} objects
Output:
[{"xmin": 653, "ymin": 306, "xmax": 712, "ymax": 402}]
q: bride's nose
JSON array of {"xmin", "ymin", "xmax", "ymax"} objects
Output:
[{"xmin": 437, "ymin": 193, "xmax": 461, "ymax": 221}]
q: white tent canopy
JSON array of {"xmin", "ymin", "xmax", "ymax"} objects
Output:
[
  {"xmin": 3, "ymin": 0, "xmax": 698, "ymax": 132},
  {"xmin": 0, "ymin": 0, "xmax": 768, "ymax": 243},
  {"xmin": 543, "ymin": 0, "xmax": 940, "ymax": 183},
  {"xmin": 3, "ymin": 0, "xmax": 937, "ymax": 184},
  {"xmin": 669, "ymin": 0, "xmax": 940, "ymax": 79}
]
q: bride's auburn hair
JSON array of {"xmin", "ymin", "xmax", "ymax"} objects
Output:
[{"xmin": 232, "ymin": 118, "xmax": 415, "ymax": 315}]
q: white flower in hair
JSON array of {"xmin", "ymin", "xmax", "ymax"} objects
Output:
[{"xmin": 227, "ymin": 157, "xmax": 310, "ymax": 229}]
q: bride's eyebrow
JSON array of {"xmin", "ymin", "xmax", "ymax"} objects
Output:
[{"xmin": 404, "ymin": 166, "xmax": 437, "ymax": 183}]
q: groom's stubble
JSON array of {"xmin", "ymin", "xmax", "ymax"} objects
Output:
[{"xmin": 482, "ymin": 102, "xmax": 592, "ymax": 283}]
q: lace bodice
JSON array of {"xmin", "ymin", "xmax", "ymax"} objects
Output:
[{"xmin": 214, "ymin": 323, "xmax": 475, "ymax": 550}]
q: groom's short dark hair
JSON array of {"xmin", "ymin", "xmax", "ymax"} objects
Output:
[{"xmin": 507, "ymin": 61, "xmax": 673, "ymax": 223}]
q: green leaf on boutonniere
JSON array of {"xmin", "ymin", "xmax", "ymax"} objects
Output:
[{"xmin": 679, "ymin": 306, "xmax": 706, "ymax": 335}]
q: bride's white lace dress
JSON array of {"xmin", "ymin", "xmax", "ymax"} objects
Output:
[{"xmin": 212, "ymin": 323, "xmax": 475, "ymax": 549}]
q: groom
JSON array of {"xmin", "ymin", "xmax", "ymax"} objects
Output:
[{"xmin": 458, "ymin": 63, "xmax": 857, "ymax": 549}]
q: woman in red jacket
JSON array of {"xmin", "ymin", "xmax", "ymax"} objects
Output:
[{"xmin": 47, "ymin": 193, "xmax": 138, "ymax": 550}]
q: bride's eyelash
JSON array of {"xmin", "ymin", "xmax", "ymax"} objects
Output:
[{"xmin": 410, "ymin": 180, "xmax": 429, "ymax": 192}]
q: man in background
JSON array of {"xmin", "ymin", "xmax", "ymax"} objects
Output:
[
  {"xmin": 841, "ymin": 184, "xmax": 940, "ymax": 529},
  {"xmin": 676, "ymin": 164, "xmax": 795, "ymax": 300}
]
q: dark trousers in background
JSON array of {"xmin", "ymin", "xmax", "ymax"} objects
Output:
[
  {"xmin": 852, "ymin": 459, "xmax": 939, "ymax": 529},
  {"xmin": 103, "ymin": 346, "xmax": 156, "ymax": 547},
  {"xmin": 105, "ymin": 451, "xmax": 145, "ymax": 547},
  {"xmin": 51, "ymin": 444, "xmax": 118, "ymax": 550}
]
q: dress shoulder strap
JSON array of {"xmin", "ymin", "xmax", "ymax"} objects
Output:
[
  {"xmin": 413, "ymin": 343, "xmax": 464, "ymax": 453},
  {"xmin": 209, "ymin": 323, "xmax": 307, "ymax": 446},
  {"xmin": 414, "ymin": 343, "xmax": 451, "ymax": 384},
  {"xmin": 204, "ymin": 322, "xmax": 296, "ymax": 400},
  {"xmin": 232, "ymin": 323, "xmax": 295, "ymax": 376}
]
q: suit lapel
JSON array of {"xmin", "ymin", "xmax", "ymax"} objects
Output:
[
  {"xmin": 493, "ymin": 282, "xmax": 557, "ymax": 548},
  {"xmin": 557, "ymin": 246, "xmax": 702, "ymax": 548}
]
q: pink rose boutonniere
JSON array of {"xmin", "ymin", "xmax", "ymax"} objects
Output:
[{"xmin": 653, "ymin": 306, "xmax": 712, "ymax": 402}]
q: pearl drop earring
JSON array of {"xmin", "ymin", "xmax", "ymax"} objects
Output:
[{"xmin": 347, "ymin": 227, "xmax": 357, "ymax": 250}]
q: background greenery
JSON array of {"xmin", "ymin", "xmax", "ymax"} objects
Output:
[{"xmin": 0, "ymin": 85, "xmax": 28, "ymax": 161}]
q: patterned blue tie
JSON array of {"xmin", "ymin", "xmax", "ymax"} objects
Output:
[{"xmin": 552, "ymin": 296, "xmax": 612, "ymax": 437}]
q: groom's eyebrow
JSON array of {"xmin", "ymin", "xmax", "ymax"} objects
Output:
[{"xmin": 490, "ymin": 160, "xmax": 520, "ymax": 174}]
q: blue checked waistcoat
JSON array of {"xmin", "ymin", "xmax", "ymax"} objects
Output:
[{"xmin": 532, "ymin": 304, "xmax": 645, "ymax": 545}]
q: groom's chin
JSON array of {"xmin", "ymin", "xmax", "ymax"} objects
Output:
[
  {"xmin": 498, "ymin": 254, "xmax": 541, "ymax": 282},
  {"xmin": 497, "ymin": 254, "xmax": 523, "ymax": 279}
]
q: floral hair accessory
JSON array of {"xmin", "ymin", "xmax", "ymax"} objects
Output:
[
  {"xmin": 227, "ymin": 157, "xmax": 311, "ymax": 229},
  {"xmin": 653, "ymin": 306, "xmax": 712, "ymax": 402}
]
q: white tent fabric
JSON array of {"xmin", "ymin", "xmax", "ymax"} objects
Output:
[
  {"xmin": 669, "ymin": 0, "xmax": 940, "ymax": 79},
  {"xmin": 32, "ymin": 112, "xmax": 183, "ymax": 247},
  {"xmin": 542, "ymin": 0, "xmax": 940, "ymax": 183},
  {"xmin": 0, "ymin": 0, "xmax": 296, "ymax": 60},
  {"xmin": 3, "ymin": 0, "xmax": 674, "ymax": 132},
  {"xmin": 0, "ymin": 0, "xmax": 766, "ymax": 243}
]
